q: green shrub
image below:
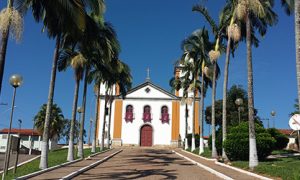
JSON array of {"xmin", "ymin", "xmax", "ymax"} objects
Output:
[
  {"xmin": 224, "ymin": 122, "xmax": 275, "ymax": 161},
  {"xmin": 267, "ymin": 128, "xmax": 289, "ymax": 150}
]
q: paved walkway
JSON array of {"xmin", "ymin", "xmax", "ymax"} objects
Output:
[
  {"xmin": 74, "ymin": 147, "xmax": 220, "ymax": 180},
  {"xmin": 28, "ymin": 149, "xmax": 120, "ymax": 180},
  {"xmin": 0, "ymin": 153, "xmax": 37, "ymax": 171},
  {"xmin": 174, "ymin": 150, "xmax": 263, "ymax": 180}
]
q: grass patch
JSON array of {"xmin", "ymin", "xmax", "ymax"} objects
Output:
[
  {"xmin": 271, "ymin": 149, "xmax": 298, "ymax": 155},
  {"xmin": 232, "ymin": 156, "xmax": 300, "ymax": 180},
  {"xmin": 1, "ymin": 147, "xmax": 103, "ymax": 180},
  {"xmin": 186, "ymin": 147, "xmax": 212, "ymax": 158}
]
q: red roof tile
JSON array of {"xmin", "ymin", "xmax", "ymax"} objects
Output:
[
  {"xmin": 278, "ymin": 129, "xmax": 293, "ymax": 136},
  {"xmin": 0, "ymin": 128, "xmax": 42, "ymax": 136}
]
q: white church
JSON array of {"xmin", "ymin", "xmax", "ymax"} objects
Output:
[{"xmin": 96, "ymin": 67, "xmax": 200, "ymax": 147}]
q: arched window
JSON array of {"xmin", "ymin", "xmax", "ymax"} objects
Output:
[
  {"xmin": 160, "ymin": 106, "xmax": 169, "ymax": 123},
  {"xmin": 125, "ymin": 105, "xmax": 134, "ymax": 122},
  {"xmin": 143, "ymin": 105, "xmax": 152, "ymax": 122}
]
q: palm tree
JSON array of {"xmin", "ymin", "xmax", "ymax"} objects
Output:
[
  {"xmin": 193, "ymin": 4, "xmax": 238, "ymax": 159},
  {"xmin": 281, "ymin": 0, "xmax": 300, "ymax": 126},
  {"xmin": 16, "ymin": 0, "xmax": 106, "ymax": 169},
  {"xmin": 16, "ymin": 0, "xmax": 92, "ymax": 169},
  {"xmin": 58, "ymin": 52, "xmax": 87, "ymax": 161},
  {"xmin": 106, "ymin": 60, "xmax": 132, "ymax": 148},
  {"xmin": 180, "ymin": 28, "xmax": 212, "ymax": 152},
  {"xmin": 0, "ymin": 0, "xmax": 23, "ymax": 95},
  {"xmin": 34, "ymin": 103, "xmax": 65, "ymax": 140},
  {"xmin": 235, "ymin": 0, "xmax": 277, "ymax": 168}
]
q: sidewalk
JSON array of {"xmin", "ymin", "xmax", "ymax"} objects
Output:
[
  {"xmin": 25, "ymin": 149, "xmax": 120, "ymax": 180},
  {"xmin": 174, "ymin": 149, "xmax": 272, "ymax": 180}
]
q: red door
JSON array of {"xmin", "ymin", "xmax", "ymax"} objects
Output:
[{"xmin": 140, "ymin": 125, "xmax": 152, "ymax": 147}]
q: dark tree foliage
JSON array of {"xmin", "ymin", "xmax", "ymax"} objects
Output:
[
  {"xmin": 205, "ymin": 85, "xmax": 261, "ymax": 127},
  {"xmin": 62, "ymin": 119, "xmax": 86, "ymax": 144},
  {"xmin": 267, "ymin": 128, "xmax": 289, "ymax": 150}
]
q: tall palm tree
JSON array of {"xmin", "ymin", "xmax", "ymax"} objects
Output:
[
  {"xmin": 180, "ymin": 28, "xmax": 212, "ymax": 152},
  {"xmin": 17, "ymin": 0, "xmax": 91, "ymax": 169},
  {"xmin": 193, "ymin": 4, "xmax": 238, "ymax": 159},
  {"xmin": 106, "ymin": 60, "xmax": 132, "ymax": 148},
  {"xmin": 0, "ymin": 0, "xmax": 23, "ymax": 95},
  {"xmin": 58, "ymin": 52, "xmax": 86, "ymax": 161},
  {"xmin": 235, "ymin": 0, "xmax": 277, "ymax": 168},
  {"xmin": 281, "ymin": 0, "xmax": 300, "ymax": 126}
]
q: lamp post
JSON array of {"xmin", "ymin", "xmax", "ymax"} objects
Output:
[
  {"xmin": 235, "ymin": 98, "xmax": 243, "ymax": 124},
  {"xmin": 2, "ymin": 74, "xmax": 23, "ymax": 180},
  {"xmin": 271, "ymin": 110, "xmax": 276, "ymax": 128}
]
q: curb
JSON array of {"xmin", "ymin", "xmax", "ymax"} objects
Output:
[
  {"xmin": 60, "ymin": 149, "xmax": 123, "ymax": 180},
  {"xmin": 15, "ymin": 148, "xmax": 112, "ymax": 180},
  {"xmin": 180, "ymin": 149, "xmax": 273, "ymax": 180},
  {"xmin": 173, "ymin": 150, "xmax": 233, "ymax": 180},
  {"xmin": 0, "ymin": 155, "xmax": 41, "ymax": 175}
]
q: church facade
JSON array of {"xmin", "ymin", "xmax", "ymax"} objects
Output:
[{"xmin": 96, "ymin": 69, "xmax": 200, "ymax": 147}]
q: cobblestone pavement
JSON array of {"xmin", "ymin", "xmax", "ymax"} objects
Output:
[
  {"xmin": 74, "ymin": 147, "xmax": 221, "ymax": 180},
  {"xmin": 28, "ymin": 149, "xmax": 120, "ymax": 180}
]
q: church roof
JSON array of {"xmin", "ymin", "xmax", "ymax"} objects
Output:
[{"xmin": 124, "ymin": 81, "xmax": 178, "ymax": 100}]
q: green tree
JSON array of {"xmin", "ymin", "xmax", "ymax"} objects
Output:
[
  {"xmin": 58, "ymin": 52, "xmax": 87, "ymax": 162},
  {"xmin": 16, "ymin": 0, "xmax": 94, "ymax": 169},
  {"xmin": 290, "ymin": 99, "xmax": 299, "ymax": 116},
  {"xmin": 34, "ymin": 104, "xmax": 65, "ymax": 140},
  {"xmin": 62, "ymin": 119, "xmax": 86, "ymax": 144},
  {"xmin": 235, "ymin": 0, "xmax": 278, "ymax": 168},
  {"xmin": 180, "ymin": 29, "xmax": 213, "ymax": 153}
]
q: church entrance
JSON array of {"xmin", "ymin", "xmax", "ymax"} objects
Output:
[{"xmin": 140, "ymin": 125, "xmax": 153, "ymax": 147}]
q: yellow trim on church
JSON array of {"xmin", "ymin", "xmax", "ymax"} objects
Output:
[
  {"xmin": 171, "ymin": 101, "xmax": 180, "ymax": 140},
  {"xmin": 194, "ymin": 102, "xmax": 199, "ymax": 134},
  {"xmin": 113, "ymin": 100, "xmax": 123, "ymax": 139}
]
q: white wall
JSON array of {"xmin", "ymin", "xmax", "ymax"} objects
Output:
[{"xmin": 121, "ymin": 99, "xmax": 173, "ymax": 146}]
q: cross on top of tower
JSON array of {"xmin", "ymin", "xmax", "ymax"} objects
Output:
[{"xmin": 146, "ymin": 67, "xmax": 150, "ymax": 82}]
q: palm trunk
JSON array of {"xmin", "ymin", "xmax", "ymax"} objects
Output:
[
  {"xmin": 191, "ymin": 79, "xmax": 196, "ymax": 152},
  {"xmin": 211, "ymin": 63, "xmax": 218, "ymax": 158},
  {"xmin": 101, "ymin": 92, "xmax": 108, "ymax": 151},
  {"xmin": 246, "ymin": 14, "xmax": 258, "ymax": 169},
  {"xmin": 39, "ymin": 36, "xmax": 61, "ymax": 169},
  {"xmin": 184, "ymin": 103, "xmax": 188, "ymax": 150},
  {"xmin": 199, "ymin": 70, "xmax": 205, "ymax": 155},
  {"xmin": 67, "ymin": 78, "xmax": 80, "ymax": 162},
  {"xmin": 107, "ymin": 93, "xmax": 113, "ymax": 149},
  {"xmin": 295, "ymin": 0, "xmax": 300, "ymax": 123},
  {"xmin": 91, "ymin": 84, "xmax": 100, "ymax": 153},
  {"xmin": 221, "ymin": 37, "xmax": 232, "ymax": 160},
  {"xmin": 78, "ymin": 67, "xmax": 89, "ymax": 158},
  {"xmin": 0, "ymin": 0, "xmax": 13, "ymax": 95}
]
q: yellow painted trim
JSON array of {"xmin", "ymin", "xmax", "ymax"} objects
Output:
[
  {"xmin": 113, "ymin": 100, "xmax": 123, "ymax": 139},
  {"xmin": 195, "ymin": 102, "xmax": 199, "ymax": 134},
  {"xmin": 171, "ymin": 101, "xmax": 180, "ymax": 140}
]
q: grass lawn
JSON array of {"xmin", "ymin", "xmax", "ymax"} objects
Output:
[
  {"xmin": 231, "ymin": 156, "xmax": 300, "ymax": 180},
  {"xmin": 186, "ymin": 147, "xmax": 212, "ymax": 158},
  {"xmin": 1, "ymin": 147, "xmax": 103, "ymax": 180}
]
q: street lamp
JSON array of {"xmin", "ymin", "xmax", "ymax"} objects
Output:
[
  {"xmin": 2, "ymin": 74, "xmax": 23, "ymax": 179},
  {"xmin": 235, "ymin": 98, "xmax": 243, "ymax": 124},
  {"xmin": 271, "ymin": 110, "xmax": 276, "ymax": 128}
]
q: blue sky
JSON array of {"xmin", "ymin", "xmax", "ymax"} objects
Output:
[{"xmin": 0, "ymin": 1, "xmax": 296, "ymax": 139}]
